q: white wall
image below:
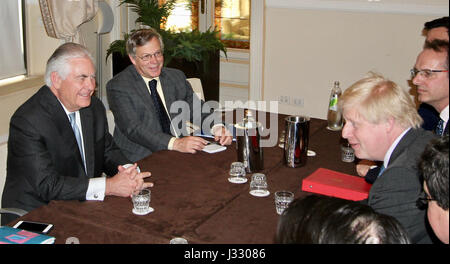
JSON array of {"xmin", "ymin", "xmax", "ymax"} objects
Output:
[
  {"xmin": 2, "ymin": 1, "xmax": 449, "ymax": 136},
  {"xmin": 263, "ymin": 1, "xmax": 449, "ymax": 119}
]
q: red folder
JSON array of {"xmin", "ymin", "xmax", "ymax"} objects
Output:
[{"xmin": 301, "ymin": 168, "xmax": 372, "ymax": 201}]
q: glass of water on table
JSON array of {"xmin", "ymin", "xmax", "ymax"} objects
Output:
[
  {"xmin": 132, "ymin": 189, "xmax": 154, "ymax": 215},
  {"xmin": 274, "ymin": 191, "xmax": 294, "ymax": 215}
]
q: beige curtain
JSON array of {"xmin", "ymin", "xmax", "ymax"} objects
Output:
[{"xmin": 38, "ymin": 0, "xmax": 97, "ymax": 44}]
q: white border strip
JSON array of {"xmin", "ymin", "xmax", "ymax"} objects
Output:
[
  {"xmin": 265, "ymin": 0, "xmax": 449, "ymax": 16},
  {"xmin": 0, "ymin": 134, "xmax": 8, "ymax": 145},
  {"xmin": 249, "ymin": 0, "xmax": 264, "ymax": 101}
]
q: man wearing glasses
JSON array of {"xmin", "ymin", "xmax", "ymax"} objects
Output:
[
  {"xmin": 107, "ymin": 28, "xmax": 232, "ymax": 162},
  {"xmin": 417, "ymin": 17, "xmax": 448, "ymax": 132},
  {"xmin": 412, "ymin": 39, "xmax": 449, "ymax": 137},
  {"xmin": 418, "ymin": 135, "xmax": 449, "ymax": 244},
  {"xmin": 356, "ymin": 18, "xmax": 448, "ymax": 181}
]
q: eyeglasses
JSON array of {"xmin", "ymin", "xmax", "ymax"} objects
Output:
[
  {"xmin": 410, "ymin": 68, "xmax": 449, "ymax": 79},
  {"xmin": 136, "ymin": 51, "xmax": 163, "ymax": 61},
  {"xmin": 416, "ymin": 193, "xmax": 435, "ymax": 210}
]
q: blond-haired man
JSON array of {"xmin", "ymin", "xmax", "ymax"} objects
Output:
[{"xmin": 340, "ymin": 73, "xmax": 437, "ymax": 243}]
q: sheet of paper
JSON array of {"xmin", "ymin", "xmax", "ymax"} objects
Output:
[{"xmin": 202, "ymin": 143, "xmax": 227, "ymax": 154}]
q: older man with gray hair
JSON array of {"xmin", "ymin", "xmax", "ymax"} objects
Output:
[{"xmin": 2, "ymin": 42, "xmax": 153, "ymax": 225}]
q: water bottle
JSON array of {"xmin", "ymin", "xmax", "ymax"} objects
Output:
[
  {"xmin": 327, "ymin": 81, "xmax": 343, "ymax": 131},
  {"xmin": 236, "ymin": 109, "xmax": 264, "ymax": 173}
]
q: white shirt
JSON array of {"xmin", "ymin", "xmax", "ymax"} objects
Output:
[
  {"xmin": 58, "ymin": 101, "xmax": 105, "ymax": 201},
  {"xmin": 141, "ymin": 75, "xmax": 224, "ymax": 150},
  {"xmin": 439, "ymin": 105, "xmax": 449, "ymax": 133},
  {"xmin": 142, "ymin": 76, "xmax": 179, "ymax": 150}
]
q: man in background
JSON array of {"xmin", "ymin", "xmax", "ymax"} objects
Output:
[
  {"xmin": 2, "ymin": 43, "xmax": 152, "ymax": 225},
  {"xmin": 423, "ymin": 16, "xmax": 449, "ymax": 42},
  {"xmin": 107, "ymin": 28, "xmax": 232, "ymax": 162},
  {"xmin": 357, "ymin": 16, "xmax": 449, "ymax": 180},
  {"xmin": 412, "ymin": 39, "xmax": 449, "ymax": 136},
  {"xmin": 418, "ymin": 16, "xmax": 449, "ymax": 131}
]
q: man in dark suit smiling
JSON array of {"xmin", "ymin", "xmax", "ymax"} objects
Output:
[
  {"xmin": 1, "ymin": 43, "xmax": 153, "ymax": 225},
  {"xmin": 107, "ymin": 28, "xmax": 232, "ymax": 162}
]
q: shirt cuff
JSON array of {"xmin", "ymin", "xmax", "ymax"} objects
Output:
[
  {"xmin": 86, "ymin": 177, "xmax": 106, "ymax": 201},
  {"xmin": 168, "ymin": 137, "xmax": 177, "ymax": 150}
]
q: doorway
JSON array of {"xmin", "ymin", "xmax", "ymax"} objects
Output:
[{"xmin": 163, "ymin": 0, "xmax": 251, "ymax": 105}]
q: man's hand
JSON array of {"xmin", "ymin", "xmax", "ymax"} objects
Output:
[
  {"xmin": 106, "ymin": 163, "xmax": 153, "ymax": 197},
  {"xmin": 173, "ymin": 136, "xmax": 209, "ymax": 154},
  {"xmin": 213, "ymin": 126, "xmax": 233, "ymax": 146},
  {"xmin": 356, "ymin": 160, "xmax": 377, "ymax": 177},
  {"xmin": 356, "ymin": 164, "xmax": 371, "ymax": 177}
]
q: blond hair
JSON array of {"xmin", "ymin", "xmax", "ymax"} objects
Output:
[{"xmin": 339, "ymin": 72, "xmax": 422, "ymax": 129}]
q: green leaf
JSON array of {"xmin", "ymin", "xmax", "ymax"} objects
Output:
[{"xmin": 108, "ymin": 0, "xmax": 227, "ymax": 72}]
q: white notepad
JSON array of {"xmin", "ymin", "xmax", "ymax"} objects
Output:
[{"xmin": 202, "ymin": 143, "xmax": 227, "ymax": 154}]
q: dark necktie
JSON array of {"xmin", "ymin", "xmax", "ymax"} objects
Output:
[
  {"xmin": 69, "ymin": 112, "xmax": 86, "ymax": 171},
  {"xmin": 149, "ymin": 80, "xmax": 171, "ymax": 134},
  {"xmin": 435, "ymin": 118, "xmax": 444, "ymax": 136}
]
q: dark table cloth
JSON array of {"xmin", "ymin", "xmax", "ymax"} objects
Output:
[{"xmin": 8, "ymin": 113, "xmax": 357, "ymax": 244}]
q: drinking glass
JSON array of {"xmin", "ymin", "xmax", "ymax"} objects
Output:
[
  {"xmin": 228, "ymin": 162, "xmax": 247, "ymax": 183},
  {"xmin": 132, "ymin": 189, "xmax": 153, "ymax": 215},
  {"xmin": 249, "ymin": 173, "xmax": 270, "ymax": 197},
  {"xmin": 341, "ymin": 142, "xmax": 355, "ymax": 163},
  {"xmin": 170, "ymin": 237, "xmax": 188, "ymax": 244},
  {"xmin": 274, "ymin": 191, "xmax": 294, "ymax": 215}
]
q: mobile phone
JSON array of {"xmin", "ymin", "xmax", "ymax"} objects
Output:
[{"xmin": 13, "ymin": 220, "xmax": 53, "ymax": 234}]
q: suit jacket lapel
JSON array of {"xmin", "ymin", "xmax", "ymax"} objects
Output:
[
  {"xmin": 387, "ymin": 128, "xmax": 417, "ymax": 166},
  {"xmin": 80, "ymin": 107, "xmax": 94, "ymax": 178},
  {"xmin": 129, "ymin": 65, "xmax": 156, "ymax": 115},
  {"xmin": 39, "ymin": 86, "xmax": 86, "ymax": 176},
  {"xmin": 159, "ymin": 68, "xmax": 176, "ymax": 118}
]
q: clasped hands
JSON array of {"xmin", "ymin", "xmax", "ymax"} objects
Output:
[
  {"xmin": 173, "ymin": 126, "xmax": 233, "ymax": 154},
  {"xmin": 106, "ymin": 163, "xmax": 153, "ymax": 197}
]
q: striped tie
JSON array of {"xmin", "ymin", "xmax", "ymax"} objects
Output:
[
  {"xmin": 435, "ymin": 118, "xmax": 444, "ymax": 136},
  {"xmin": 69, "ymin": 112, "xmax": 85, "ymax": 169}
]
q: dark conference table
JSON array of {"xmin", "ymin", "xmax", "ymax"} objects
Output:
[{"xmin": 8, "ymin": 112, "xmax": 357, "ymax": 244}]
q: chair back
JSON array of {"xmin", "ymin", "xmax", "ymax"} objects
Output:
[{"xmin": 187, "ymin": 78, "xmax": 204, "ymax": 101}]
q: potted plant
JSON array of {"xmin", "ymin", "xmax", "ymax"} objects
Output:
[{"xmin": 106, "ymin": 0, "xmax": 227, "ymax": 102}]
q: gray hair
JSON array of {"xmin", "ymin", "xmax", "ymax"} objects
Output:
[
  {"xmin": 126, "ymin": 28, "xmax": 164, "ymax": 57},
  {"xmin": 45, "ymin": 42, "xmax": 95, "ymax": 87}
]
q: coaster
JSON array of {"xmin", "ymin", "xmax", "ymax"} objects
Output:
[
  {"xmin": 307, "ymin": 150, "xmax": 317, "ymax": 157},
  {"xmin": 132, "ymin": 207, "xmax": 154, "ymax": 215},
  {"xmin": 228, "ymin": 177, "xmax": 248, "ymax": 184},
  {"xmin": 249, "ymin": 190, "xmax": 270, "ymax": 197},
  {"xmin": 170, "ymin": 237, "xmax": 188, "ymax": 244}
]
